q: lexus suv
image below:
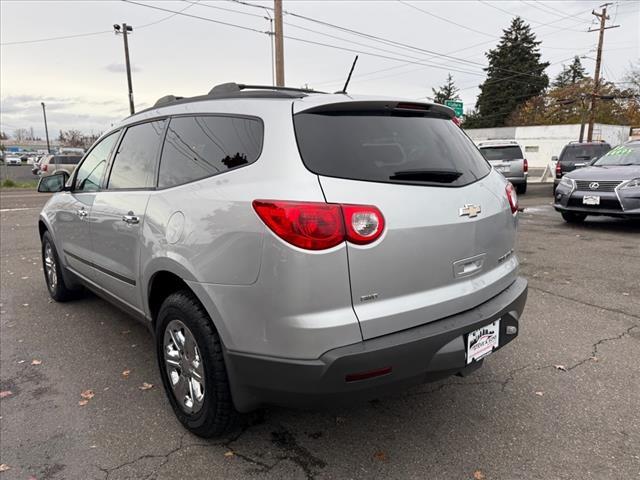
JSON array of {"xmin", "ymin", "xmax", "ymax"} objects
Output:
[
  {"xmin": 37, "ymin": 83, "xmax": 528, "ymax": 437},
  {"xmin": 553, "ymin": 140, "xmax": 640, "ymax": 222},
  {"xmin": 477, "ymin": 140, "xmax": 528, "ymax": 194}
]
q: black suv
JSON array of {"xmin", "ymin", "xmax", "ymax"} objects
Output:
[{"xmin": 553, "ymin": 141, "xmax": 611, "ymax": 192}]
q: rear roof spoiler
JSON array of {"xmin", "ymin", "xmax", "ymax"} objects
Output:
[{"xmin": 298, "ymin": 100, "xmax": 455, "ymax": 119}]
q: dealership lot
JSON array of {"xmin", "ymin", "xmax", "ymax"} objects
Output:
[{"xmin": 0, "ymin": 186, "xmax": 638, "ymax": 480}]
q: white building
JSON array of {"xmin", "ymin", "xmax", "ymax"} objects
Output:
[{"xmin": 465, "ymin": 123, "xmax": 631, "ymax": 168}]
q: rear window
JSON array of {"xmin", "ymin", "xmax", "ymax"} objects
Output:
[
  {"xmin": 294, "ymin": 110, "xmax": 490, "ymax": 187},
  {"xmin": 560, "ymin": 144, "xmax": 610, "ymax": 162},
  {"xmin": 479, "ymin": 145, "xmax": 523, "ymax": 161},
  {"xmin": 52, "ymin": 155, "xmax": 81, "ymax": 165}
]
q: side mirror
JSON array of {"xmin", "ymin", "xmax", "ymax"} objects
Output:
[
  {"xmin": 37, "ymin": 172, "xmax": 69, "ymax": 193},
  {"xmin": 551, "ymin": 156, "xmax": 558, "ymax": 162}
]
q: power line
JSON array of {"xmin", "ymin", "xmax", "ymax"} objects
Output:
[
  {"xmin": 479, "ymin": 0, "xmax": 592, "ymax": 32},
  {"xmin": 527, "ymin": 0, "xmax": 593, "ymax": 23},
  {"xmin": 397, "ymin": 1, "xmax": 498, "ymax": 38},
  {"xmin": 0, "ymin": 1, "xmax": 199, "ymax": 46}
]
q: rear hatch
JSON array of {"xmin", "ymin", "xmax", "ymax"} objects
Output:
[
  {"xmin": 293, "ymin": 101, "xmax": 519, "ymax": 340},
  {"xmin": 479, "ymin": 145, "xmax": 524, "ymax": 178},
  {"xmin": 559, "ymin": 144, "xmax": 611, "ymax": 175}
]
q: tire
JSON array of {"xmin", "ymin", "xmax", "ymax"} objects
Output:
[
  {"xmin": 561, "ymin": 212, "xmax": 587, "ymax": 224},
  {"xmin": 156, "ymin": 291, "xmax": 238, "ymax": 438},
  {"xmin": 516, "ymin": 182, "xmax": 527, "ymax": 195},
  {"xmin": 41, "ymin": 231, "xmax": 79, "ymax": 302}
]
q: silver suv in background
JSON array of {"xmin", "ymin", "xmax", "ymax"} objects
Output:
[
  {"xmin": 477, "ymin": 140, "xmax": 528, "ymax": 194},
  {"xmin": 37, "ymin": 84, "xmax": 528, "ymax": 437},
  {"xmin": 37, "ymin": 154, "xmax": 83, "ymax": 177}
]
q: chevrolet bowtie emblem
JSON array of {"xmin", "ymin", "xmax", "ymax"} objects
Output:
[{"xmin": 459, "ymin": 204, "xmax": 482, "ymax": 218}]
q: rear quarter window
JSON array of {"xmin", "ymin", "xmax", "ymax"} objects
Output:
[
  {"xmin": 294, "ymin": 109, "xmax": 490, "ymax": 187},
  {"xmin": 158, "ymin": 115, "xmax": 263, "ymax": 189}
]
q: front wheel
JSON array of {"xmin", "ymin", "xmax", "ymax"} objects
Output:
[
  {"xmin": 561, "ymin": 212, "xmax": 587, "ymax": 224},
  {"xmin": 156, "ymin": 291, "xmax": 238, "ymax": 438}
]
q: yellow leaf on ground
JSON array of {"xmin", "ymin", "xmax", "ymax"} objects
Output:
[
  {"xmin": 80, "ymin": 389, "xmax": 95, "ymax": 400},
  {"xmin": 373, "ymin": 451, "xmax": 387, "ymax": 462},
  {"xmin": 224, "ymin": 451, "xmax": 235, "ymax": 457},
  {"xmin": 122, "ymin": 370, "xmax": 131, "ymax": 378},
  {"xmin": 0, "ymin": 463, "xmax": 10, "ymax": 472},
  {"xmin": 473, "ymin": 470, "xmax": 486, "ymax": 480}
]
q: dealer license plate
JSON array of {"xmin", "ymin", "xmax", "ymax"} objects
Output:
[
  {"xmin": 466, "ymin": 320, "xmax": 500, "ymax": 364},
  {"xmin": 583, "ymin": 195, "xmax": 600, "ymax": 205}
]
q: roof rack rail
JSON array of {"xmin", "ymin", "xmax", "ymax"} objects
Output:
[
  {"xmin": 207, "ymin": 82, "xmax": 326, "ymax": 95},
  {"xmin": 153, "ymin": 95, "xmax": 184, "ymax": 108}
]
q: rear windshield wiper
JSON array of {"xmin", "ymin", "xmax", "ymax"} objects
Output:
[{"xmin": 390, "ymin": 169, "xmax": 463, "ymax": 183}]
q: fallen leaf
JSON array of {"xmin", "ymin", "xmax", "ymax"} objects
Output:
[
  {"xmin": 473, "ymin": 470, "xmax": 486, "ymax": 480},
  {"xmin": 122, "ymin": 369, "xmax": 131, "ymax": 378},
  {"xmin": 80, "ymin": 389, "xmax": 95, "ymax": 400},
  {"xmin": 373, "ymin": 451, "xmax": 387, "ymax": 462},
  {"xmin": 0, "ymin": 464, "xmax": 10, "ymax": 472},
  {"xmin": 17, "ymin": 360, "xmax": 25, "ymax": 364},
  {"xmin": 224, "ymin": 451, "xmax": 235, "ymax": 457},
  {"xmin": 591, "ymin": 356, "xmax": 598, "ymax": 362},
  {"xmin": 31, "ymin": 359, "xmax": 42, "ymax": 366},
  {"xmin": 554, "ymin": 364, "xmax": 567, "ymax": 372},
  {"xmin": 139, "ymin": 382, "xmax": 153, "ymax": 390},
  {"xmin": 622, "ymin": 292, "xmax": 629, "ymax": 296},
  {"xmin": 535, "ymin": 391, "xmax": 544, "ymax": 396},
  {"xmin": 78, "ymin": 399, "xmax": 89, "ymax": 406},
  {"xmin": 22, "ymin": 303, "xmax": 29, "ymax": 307},
  {"xmin": 0, "ymin": 391, "xmax": 12, "ymax": 399}
]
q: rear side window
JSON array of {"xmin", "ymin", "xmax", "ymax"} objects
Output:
[
  {"xmin": 479, "ymin": 146, "xmax": 523, "ymax": 161},
  {"xmin": 108, "ymin": 120, "xmax": 166, "ymax": 189},
  {"xmin": 158, "ymin": 115, "xmax": 263, "ymax": 188},
  {"xmin": 294, "ymin": 110, "xmax": 490, "ymax": 187},
  {"xmin": 53, "ymin": 155, "xmax": 82, "ymax": 165}
]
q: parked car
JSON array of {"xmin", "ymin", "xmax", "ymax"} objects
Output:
[
  {"xmin": 553, "ymin": 141, "xmax": 611, "ymax": 192},
  {"xmin": 38, "ymin": 154, "xmax": 83, "ymax": 177},
  {"xmin": 36, "ymin": 83, "xmax": 528, "ymax": 437},
  {"xmin": 477, "ymin": 140, "xmax": 528, "ymax": 194},
  {"xmin": 5, "ymin": 154, "xmax": 22, "ymax": 165},
  {"xmin": 553, "ymin": 140, "xmax": 640, "ymax": 222}
]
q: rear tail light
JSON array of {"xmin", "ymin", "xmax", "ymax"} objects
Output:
[
  {"xmin": 41, "ymin": 164, "xmax": 48, "ymax": 172},
  {"xmin": 523, "ymin": 158, "xmax": 528, "ymax": 173},
  {"xmin": 252, "ymin": 200, "xmax": 384, "ymax": 250},
  {"xmin": 505, "ymin": 183, "xmax": 518, "ymax": 214},
  {"xmin": 341, "ymin": 204, "xmax": 385, "ymax": 245},
  {"xmin": 555, "ymin": 160, "xmax": 562, "ymax": 178}
]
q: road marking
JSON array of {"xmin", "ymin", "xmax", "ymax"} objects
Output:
[{"xmin": 0, "ymin": 207, "xmax": 37, "ymax": 212}]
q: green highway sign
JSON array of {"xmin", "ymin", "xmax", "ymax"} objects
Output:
[{"xmin": 444, "ymin": 100, "xmax": 463, "ymax": 118}]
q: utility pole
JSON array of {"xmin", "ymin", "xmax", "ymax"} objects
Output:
[
  {"xmin": 41, "ymin": 102, "xmax": 51, "ymax": 154},
  {"xmin": 586, "ymin": 4, "xmax": 619, "ymax": 142},
  {"xmin": 114, "ymin": 23, "xmax": 135, "ymax": 115},
  {"xmin": 274, "ymin": 0, "xmax": 285, "ymax": 87}
]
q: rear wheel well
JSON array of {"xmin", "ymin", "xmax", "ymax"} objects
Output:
[
  {"xmin": 38, "ymin": 221, "xmax": 48, "ymax": 240},
  {"xmin": 148, "ymin": 271, "xmax": 194, "ymax": 324}
]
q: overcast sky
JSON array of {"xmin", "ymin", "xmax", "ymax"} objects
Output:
[{"xmin": 1, "ymin": 0, "xmax": 638, "ymax": 138}]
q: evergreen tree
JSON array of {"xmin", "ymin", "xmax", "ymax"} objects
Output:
[
  {"xmin": 553, "ymin": 56, "xmax": 587, "ymax": 88},
  {"xmin": 431, "ymin": 73, "xmax": 460, "ymax": 104},
  {"xmin": 464, "ymin": 17, "xmax": 549, "ymax": 128}
]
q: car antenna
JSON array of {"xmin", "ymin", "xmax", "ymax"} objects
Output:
[{"xmin": 339, "ymin": 55, "xmax": 358, "ymax": 94}]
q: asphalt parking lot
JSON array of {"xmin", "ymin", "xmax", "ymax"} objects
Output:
[{"xmin": 1, "ymin": 185, "xmax": 638, "ymax": 480}]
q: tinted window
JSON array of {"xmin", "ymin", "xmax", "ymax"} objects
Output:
[
  {"xmin": 53, "ymin": 155, "xmax": 82, "ymax": 165},
  {"xmin": 479, "ymin": 146, "xmax": 523, "ymax": 161},
  {"xmin": 158, "ymin": 116, "xmax": 263, "ymax": 188},
  {"xmin": 560, "ymin": 144, "xmax": 611, "ymax": 162},
  {"xmin": 294, "ymin": 110, "xmax": 490, "ymax": 187},
  {"xmin": 594, "ymin": 143, "xmax": 640, "ymax": 166},
  {"xmin": 108, "ymin": 120, "xmax": 166, "ymax": 189},
  {"xmin": 74, "ymin": 132, "xmax": 119, "ymax": 192}
]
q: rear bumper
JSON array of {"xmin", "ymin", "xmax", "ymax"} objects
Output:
[
  {"xmin": 225, "ymin": 276, "xmax": 528, "ymax": 412},
  {"xmin": 506, "ymin": 175, "xmax": 527, "ymax": 185}
]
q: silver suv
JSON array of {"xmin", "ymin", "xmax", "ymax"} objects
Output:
[
  {"xmin": 37, "ymin": 84, "xmax": 528, "ymax": 437},
  {"xmin": 477, "ymin": 140, "xmax": 528, "ymax": 194}
]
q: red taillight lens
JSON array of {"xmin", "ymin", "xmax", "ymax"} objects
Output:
[
  {"xmin": 253, "ymin": 200, "xmax": 385, "ymax": 250},
  {"xmin": 555, "ymin": 160, "xmax": 562, "ymax": 178},
  {"xmin": 252, "ymin": 200, "xmax": 344, "ymax": 250},
  {"xmin": 341, "ymin": 204, "xmax": 385, "ymax": 245},
  {"xmin": 523, "ymin": 158, "xmax": 528, "ymax": 173},
  {"xmin": 505, "ymin": 183, "xmax": 518, "ymax": 214},
  {"xmin": 41, "ymin": 164, "xmax": 48, "ymax": 172}
]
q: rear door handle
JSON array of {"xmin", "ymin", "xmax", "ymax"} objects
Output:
[{"xmin": 122, "ymin": 213, "xmax": 140, "ymax": 225}]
